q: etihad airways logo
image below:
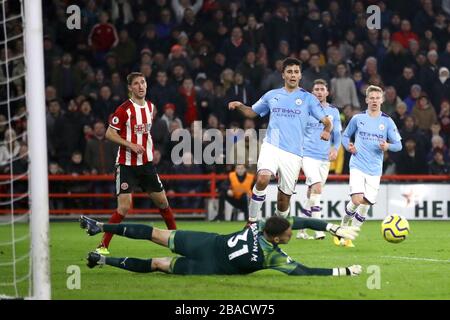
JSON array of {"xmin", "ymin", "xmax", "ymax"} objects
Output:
[{"xmin": 272, "ymin": 108, "xmax": 302, "ymax": 115}]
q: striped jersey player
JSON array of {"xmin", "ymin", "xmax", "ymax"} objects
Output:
[{"xmin": 95, "ymin": 72, "xmax": 177, "ymax": 255}]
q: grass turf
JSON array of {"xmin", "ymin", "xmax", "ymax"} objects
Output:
[{"xmin": 1, "ymin": 220, "xmax": 450, "ymax": 299}]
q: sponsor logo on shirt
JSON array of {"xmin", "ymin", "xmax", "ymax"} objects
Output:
[
  {"xmin": 134, "ymin": 123, "xmax": 152, "ymax": 134},
  {"xmin": 272, "ymin": 108, "xmax": 302, "ymax": 118}
]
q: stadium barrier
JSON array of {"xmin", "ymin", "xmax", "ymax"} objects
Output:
[{"xmin": 1, "ymin": 174, "xmax": 449, "ymax": 219}]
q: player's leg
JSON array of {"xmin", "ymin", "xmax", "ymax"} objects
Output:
[
  {"xmin": 142, "ymin": 163, "xmax": 177, "ymax": 229},
  {"xmin": 148, "ymin": 190, "xmax": 177, "ymax": 229},
  {"xmin": 248, "ymin": 171, "xmax": 271, "ymax": 222},
  {"xmin": 275, "ymin": 151, "xmax": 302, "ymax": 218},
  {"xmin": 309, "ymin": 182, "xmax": 325, "ymax": 239},
  {"xmin": 248, "ymin": 143, "xmax": 279, "ymax": 222},
  {"xmin": 82, "ymin": 216, "xmax": 173, "ymax": 247},
  {"xmin": 352, "ymin": 174, "xmax": 380, "ymax": 229},
  {"xmin": 87, "ymin": 252, "xmax": 173, "ymax": 273},
  {"xmin": 343, "ymin": 169, "xmax": 367, "ymax": 226},
  {"xmin": 310, "ymin": 160, "xmax": 330, "ymax": 240},
  {"xmin": 99, "ymin": 164, "xmax": 135, "ymax": 254},
  {"xmin": 214, "ymin": 189, "xmax": 228, "ymax": 221},
  {"xmin": 170, "ymin": 257, "xmax": 217, "ymax": 275}
]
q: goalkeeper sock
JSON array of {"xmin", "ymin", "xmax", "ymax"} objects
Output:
[
  {"xmin": 353, "ymin": 204, "xmax": 369, "ymax": 228},
  {"xmin": 103, "ymin": 224, "xmax": 153, "ymax": 240},
  {"xmin": 105, "ymin": 257, "xmax": 153, "ymax": 273},
  {"xmin": 101, "ymin": 212, "xmax": 124, "ymax": 248},
  {"xmin": 342, "ymin": 201, "xmax": 358, "ymax": 226},
  {"xmin": 248, "ymin": 186, "xmax": 266, "ymax": 222},
  {"xmin": 159, "ymin": 206, "xmax": 177, "ymax": 230}
]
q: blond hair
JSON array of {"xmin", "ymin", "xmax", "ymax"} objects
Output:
[{"xmin": 366, "ymin": 85, "xmax": 383, "ymax": 96}]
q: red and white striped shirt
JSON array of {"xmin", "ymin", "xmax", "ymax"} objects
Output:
[{"xmin": 109, "ymin": 99, "xmax": 154, "ymax": 166}]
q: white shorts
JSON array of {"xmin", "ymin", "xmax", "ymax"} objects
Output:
[
  {"xmin": 257, "ymin": 142, "xmax": 302, "ymax": 195},
  {"xmin": 302, "ymin": 157, "xmax": 330, "ymax": 187},
  {"xmin": 349, "ymin": 168, "xmax": 381, "ymax": 204}
]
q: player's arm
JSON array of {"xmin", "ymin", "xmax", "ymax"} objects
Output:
[
  {"xmin": 380, "ymin": 119, "xmax": 402, "ymax": 152},
  {"xmin": 228, "ymin": 101, "xmax": 259, "ymax": 118},
  {"xmin": 319, "ymin": 116, "xmax": 332, "ymax": 141},
  {"xmin": 287, "ymin": 216, "xmax": 359, "ymax": 240},
  {"xmin": 105, "ymin": 126, "xmax": 145, "ymax": 155},
  {"xmin": 341, "ymin": 116, "xmax": 357, "ymax": 154},
  {"xmin": 329, "ymin": 112, "xmax": 342, "ymax": 160},
  {"xmin": 309, "ymin": 96, "xmax": 333, "ymax": 141}
]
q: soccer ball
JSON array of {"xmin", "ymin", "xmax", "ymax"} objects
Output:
[{"xmin": 381, "ymin": 215, "xmax": 410, "ymax": 243}]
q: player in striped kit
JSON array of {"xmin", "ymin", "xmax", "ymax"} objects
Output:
[{"xmin": 96, "ymin": 72, "xmax": 176, "ymax": 255}]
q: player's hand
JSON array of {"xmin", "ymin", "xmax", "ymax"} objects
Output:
[
  {"xmin": 328, "ymin": 225, "xmax": 360, "ymax": 240},
  {"xmin": 348, "ymin": 143, "xmax": 357, "ymax": 154},
  {"xmin": 328, "ymin": 148, "xmax": 338, "ymax": 161},
  {"xmin": 130, "ymin": 144, "xmax": 145, "ymax": 155},
  {"xmin": 379, "ymin": 140, "xmax": 390, "ymax": 151},
  {"xmin": 227, "ymin": 189, "xmax": 234, "ymax": 197},
  {"xmin": 228, "ymin": 101, "xmax": 241, "ymax": 111},
  {"xmin": 320, "ymin": 130, "xmax": 331, "ymax": 141}
]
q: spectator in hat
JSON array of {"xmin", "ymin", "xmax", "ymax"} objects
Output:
[
  {"xmin": 171, "ymin": 0, "xmax": 204, "ymax": 24},
  {"xmin": 431, "ymin": 67, "xmax": 450, "ymax": 111},
  {"xmin": 403, "ymin": 84, "xmax": 422, "ymax": 114},
  {"xmin": 161, "ymin": 103, "xmax": 183, "ymax": 129},
  {"xmin": 168, "ymin": 44, "xmax": 191, "ymax": 71}
]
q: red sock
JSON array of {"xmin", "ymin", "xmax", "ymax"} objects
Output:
[
  {"xmin": 100, "ymin": 212, "xmax": 124, "ymax": 248},
  {"xmin": 159, "ymin": 207, "xmax": 177, "ymax": 230}
]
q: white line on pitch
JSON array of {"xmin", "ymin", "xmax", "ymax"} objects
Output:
[{"xmin": 381, "ymin": 255, "xmax": 450, "ymax": 263}]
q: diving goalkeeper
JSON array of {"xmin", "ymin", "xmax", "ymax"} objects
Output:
[{"xmin": 80, "ymin": 215, "xmax": 361, "ymax": 277}]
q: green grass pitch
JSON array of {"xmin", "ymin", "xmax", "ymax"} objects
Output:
[{"xmin": 1, "ymin": 220, "xmax": 450, "ymax": 299}]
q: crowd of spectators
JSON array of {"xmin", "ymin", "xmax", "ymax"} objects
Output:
[{"xmin": 1, "ymin": 0, "xmax": 450, "ymax": 210}]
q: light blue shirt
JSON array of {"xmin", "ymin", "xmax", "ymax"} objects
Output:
[
  {"xmin": 303, "ymin": 104, "xmax": 342, "ymax": 161},
  {"xmin": 342, "ymin": 111, "xmax": 402, "ymax": 176},
  {"xmin": 252, "ymin": 87, "xmax": 326, "ymax": 157}
]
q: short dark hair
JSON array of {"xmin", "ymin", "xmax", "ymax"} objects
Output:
[
  {"xmin": 126, "ymin": 72, "xmax": 145, "ymax": 85},
  {"xmin": 313, "ymin": 79, "xmax": 328, "ymax": 89},
  {"xmin": 282, "ymin": 57, "xmax": 301, "ymax": 72},
  {"xmin": 263, "ymin": 216, "xmax": 291, "ymax": 237}
]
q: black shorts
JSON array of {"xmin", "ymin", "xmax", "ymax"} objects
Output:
[{"xmin": 115, "ymin": 163, "xmax": 164, "ymax": 195}]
